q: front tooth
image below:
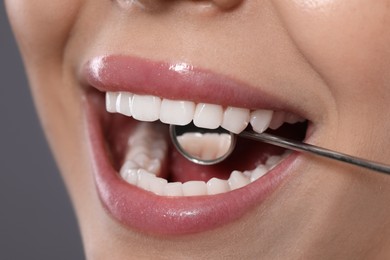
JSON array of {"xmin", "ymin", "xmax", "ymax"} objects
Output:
[
  {"xmin": 106, "ymin": 92, "xmax": 119, "ymax": 113},
  {"xmin": 182, "ymin": 181, "xmax": 208, "ymax": 196},
  {"xmin": 250, "ymin": 110, "xmax": 273, "ymax": 133},
  {"xmin": 132, "ymin": 94, "xmax": 161, "ymax": 122},
  {"xmin": 160, "ymin": 99, "xmax": 195, "ymax": 125},
  {"xmin": 221, "ymin": 107, "xmax": 250, "ymax": 134},
  {"xmin": 193, "ymin": 103, "xmax": 223, "ymax": 129},
  {"xmin": 207, "ymin": 178, "xmax": 230, "ymax": 195},
  {"xmin": 228, "ymin": 171, "xmax": 250, "ymax": 190},
  {"xmin": 116, "ymin": 92, "xmax": 132, "ymax": 116},
  {"xmin": 149, "ymin": 177, "xmax": 168, "ymax": 195},
  {"xmin": 163, "ymin": 182, "xmax": 183, "ymax": 196}
]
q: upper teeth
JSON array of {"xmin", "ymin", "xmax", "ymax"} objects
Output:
[{"xmin": 106, "ymin": 91, "xmax": 304, "ymax": 134}]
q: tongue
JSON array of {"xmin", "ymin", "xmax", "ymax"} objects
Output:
[{"xmin": 169, "ymin": 138, "xmax": 284, "ymax": 183}]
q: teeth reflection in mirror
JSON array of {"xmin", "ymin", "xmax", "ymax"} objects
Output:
[
  {"xmin": 106, "ymin": 92, "xmax": 119, "ymax": 113},
  {"xmin": 193, "ymin": 103, "xmax": 223, "ymax": 129},
  {"xmin": 160, "ymin": 99, "xmax": 195, "ymax": 125},
  {"xmin": 250, "ymin": 110, "xmax": 273, "ymax": 133},
  {"xmin": 177, "ymin": 133, "xmax": 231, "ymax": 161},
  {"xmin": 216, "ymin": 134, "xmax": 232, "ymax": 158},
  {"xmin": 200, "ymin": 133, "xmax": 226, "ymax": 160},
  {"xmin": 221, "ymin": 107, "xmax": 250, "ymax": 134},
  {"xmin": 132, "ymin": 94, "xmax": 161, "ymax": 122},
  {"xmin": 177, "ymin": 133, "xmax": 203, "ymax": 159}
]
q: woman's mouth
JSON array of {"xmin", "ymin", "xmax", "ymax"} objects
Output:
[
  {"xmin": 109, "ymin": 90, "xmax": 306, "ymax": 195},
  {"xmin": 82, "ymin": 55, "xmax": 310, "ymax": 235}
]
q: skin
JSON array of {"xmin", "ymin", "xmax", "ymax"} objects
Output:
[{"xmin": 5, "ymin": 0, "xmax": 390, "ymax": 258}]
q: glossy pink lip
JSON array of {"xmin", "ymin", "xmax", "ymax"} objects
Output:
[
  {"xmin": 82, "ymin": 55, "xmax": 297, "ymax": 112},
  {"xmin": 82, "ymin": 55, "xmax": 301, "ymax": 235}
]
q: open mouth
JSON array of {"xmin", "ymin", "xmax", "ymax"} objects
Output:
[
  {"xmin": 82, "ymin": 55, "xmax": 310, "ymax": 235},
  {"xmin": 107, "ymin": 91, "xmax": 306, "ymax": 195}
]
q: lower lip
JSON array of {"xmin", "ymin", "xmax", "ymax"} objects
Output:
[{"xmin": 84, "ymin": 92, "xmax": 300, "ymax": 236}]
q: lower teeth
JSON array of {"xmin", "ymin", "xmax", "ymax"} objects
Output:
[{"xmin": 119, "ymin": 123, "xmax": 289, "ymax": 196}]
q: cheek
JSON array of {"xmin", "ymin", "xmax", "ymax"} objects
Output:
[
  {"xmin": 5, "ymin": 0, "xmax": 82, "ymax": 62},
  {"xmin": 274, "ymin": 0, "xmax": 390, "ymax": 160},
  {"xmin": 273, "ymin": 0, "xmax": 390, "ymax": 101}
]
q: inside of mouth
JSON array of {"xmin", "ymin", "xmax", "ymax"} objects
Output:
[
  {"xmin": 99, "ymin": 94, "xmax": 307, "ymax": 184},
  {"xmin": 170, "ymin": 123, "xmax": 307, "ymax": 183}
]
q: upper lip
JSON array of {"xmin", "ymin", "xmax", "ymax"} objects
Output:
[
  {"xmin": 82, "ymin": 55, "xmax": 307, "ymax": 117},
  {"xmin": 81, "ymin": 54, "xmax": 306, "ymax": 235}
]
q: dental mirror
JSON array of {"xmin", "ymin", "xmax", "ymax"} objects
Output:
[
  {"xmin": 169, "ymin": 124, "xmax": 390, "ymax": 175},
  {"xmin": 169, "ymin": 123, "xmax": 236, "ymax": 165}
]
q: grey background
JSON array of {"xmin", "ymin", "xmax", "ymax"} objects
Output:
[{"xmin": 1, "ymin": 3, "xmax": 84, "ymax": 259}]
